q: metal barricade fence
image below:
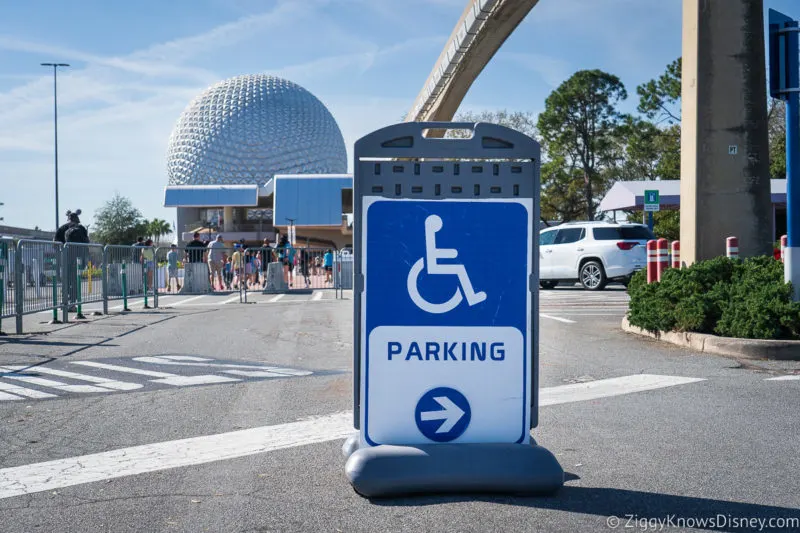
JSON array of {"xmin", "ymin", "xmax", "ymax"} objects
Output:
[
  {"xmin": 104, "ymin": 245, "xmax": 152, "ymax": 312},
  {"xmin": 179, "ymin": 243, "xmax": 210, "ymax": 294},
  {"xmin": 336, "ymin": 249, "xmax": 353, "ymax": 291},
  {"xmin": 1, "ymin": 238, "xmax": 17, "ymax": 333},
  {"xmin": 15, "ymin": 240, "xmax": 63, "ymax": 328},
  {"xmin": 62, "ymin": 243, "xmax": 105, "ymax": 318}
]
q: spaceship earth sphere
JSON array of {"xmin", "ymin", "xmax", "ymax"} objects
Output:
[{"xmin": 166, "ymin": 75, "xmax": 347, "ymax": 185}]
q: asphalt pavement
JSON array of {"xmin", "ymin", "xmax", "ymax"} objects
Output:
[{"xmin": 0, "ymin": 287, "xmax": 798, "ymax": 532}]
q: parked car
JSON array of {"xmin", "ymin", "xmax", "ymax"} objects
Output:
[{"xmin": 539, "ymin": 221, "xmax": 655, "ymax": 291}]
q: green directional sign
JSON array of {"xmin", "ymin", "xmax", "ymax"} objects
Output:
[{"xmin": 644, "ymin": 189, "xmax": 660, "ymax": 212}]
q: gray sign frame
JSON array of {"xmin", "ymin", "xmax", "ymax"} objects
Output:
[{"xmin": 352, "ymin": 121, "xmax": 541, "ymax": 431}]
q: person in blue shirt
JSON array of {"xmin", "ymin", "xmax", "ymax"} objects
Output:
[
  {"xmin": 277, "ymin": 235, "xmax": 296, "ymax": 288},
  {"xmin": 323, "ymin": 249, "xmax": 333, "ymax": 284}
]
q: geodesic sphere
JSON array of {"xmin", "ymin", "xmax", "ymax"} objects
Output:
[{"xmin": 166, "ymin": 75, "xmax": 347, "ymax": 185}]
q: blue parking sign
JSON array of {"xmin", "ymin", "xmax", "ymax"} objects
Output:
[{"xmin": 361, "ymin": 198, "xmax": 533, "ymax": 446}]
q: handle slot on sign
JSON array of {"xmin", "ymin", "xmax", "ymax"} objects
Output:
[
  {"xmin": 412, "ymin": 186, "xmax": 423, "ymax": 194},
  {"xmin": 451, "ymin": 186, "xmax": 462, "ymax": 194},
  {"xmin": 372, "ymin": 186, "xmax": 383, "ymax": 193}
]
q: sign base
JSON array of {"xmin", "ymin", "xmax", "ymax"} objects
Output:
[{"xmin": 342, "ymin": 434, "xmax": 564, "ymax": 498}]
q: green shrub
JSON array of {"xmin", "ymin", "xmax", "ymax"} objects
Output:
[{"xmin": 627, "ymin": 255, "xmax": 800, "ymax": 340}]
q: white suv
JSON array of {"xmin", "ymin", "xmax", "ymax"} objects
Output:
[{"xmin": 539, "ymin": 222, "xmax": 654, "ymax": 290}]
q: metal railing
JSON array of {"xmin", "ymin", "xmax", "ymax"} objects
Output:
[{"xmin": 0, "ymin": 239, "xmax": 354, "ymax": 333}]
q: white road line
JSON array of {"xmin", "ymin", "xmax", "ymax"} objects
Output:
[
  {"xmin": 72, "ymin": 361, "xmax": 174, "ymax": 378},
  {"xmin": 765, "ymin": 375, "xmax": 800, "ymax": 381},
  {"xmin": 132, "ymin": 356, "xmax": 311, "ymax": 374},
  {"xmin": 312, "ymin": 291, "xmax": 323, "ymax": 301},
  {"xmin": 540, "ymin": 374, "xmax": 706, "ymax": 406},
  {"xmin": 2, "ymin": 375, "xmax": 113, "ymax": 394},
  {"xmin": 0, "ymin": 411, "xmax": 354, "ymax": 500},
  {"xmin": 0, "ymin": 366, "xmax": 141, "ymax": 391},
  {"xmin": 267, "ymin": 294, "xmax": 285, "ymax": 303},
  {"xmin": 0, "ymin": 391, "xmax": 23, "ymax": 401},
  {"xmin": 170, "ymin": 295, "xmax": 207, "ymax": 307},
  {"xmin": 0, "ymin": 382, "xmax": 57, "ymax": 399},
  {"xmin": 0, "ymin": 374, "xmax": 705, "ymax": 499},
  {"xmin": 539, "ymin": 314, "xmax": 576, "ymax": 324},
  {"xmin": 221, "ymin": 294, "xmax": 243, "ymax": 304},
  {"xmin": 70, "ymin": 361, "xmax": 240, "ymax": 387},
  {"xmin": 156, "ymin": 356, "xmax": 213, "ymax": 362}
]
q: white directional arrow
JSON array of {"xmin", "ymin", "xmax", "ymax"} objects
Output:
[{"xmin": 420, "ymin": 396, "xmax": 465, "ymax": 433}]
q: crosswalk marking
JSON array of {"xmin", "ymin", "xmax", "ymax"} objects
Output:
[
  {"xmin": 765, "ymin": 375, "xmax": 800, "ymax": 381},
  {"xmin": 268, "ymin": 294, "xmax": 285, "ymax": 303},
  {"xmin": 131, "ymin": 356, "xmax": 313, "ymax": 377},
  {"xmin": 0, "ymin": 382, "xmax": 57, "ymax": 399},
  {"xmin": 0, "ymin": 366, "xmax": 142, "ymax": 391},
  {"xmin": 221, "ymin": 294, "xmax": 243, "ymax": 304},
  {"xmin": 72, "ymin": 361, "xmax": 175, "ymax": 378},
  {"xmin": 312, "ymin": 291, "xmax": 323, "ymax": 301},
  {"xmin": 3, "ymin": 375, "xmax": 113, "ymax": 394},
  {"xmin": 0, "ymin": 391, "xmax": 23, "ymax": 401},
  {"xmin": 71, "ymin": 361, "xmax": 240, "ymax": 387}
]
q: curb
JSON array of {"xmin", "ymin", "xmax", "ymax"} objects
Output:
[{"xmin": 620, "ymin": 317, "xmax": 800, "ymax": 361}]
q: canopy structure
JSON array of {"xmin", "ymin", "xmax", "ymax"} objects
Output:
[
  {"xmin": 598, "ymin": 179, "xmax": 788, "ymax": 212},
  {"xmin": 164, "ymin": 185, "xmax": 260, "ymax": 207}
]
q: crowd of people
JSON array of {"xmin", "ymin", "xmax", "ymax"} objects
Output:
[{"xmin": 166, "ymin": 232, "xmax": 335, "ymax": 292}]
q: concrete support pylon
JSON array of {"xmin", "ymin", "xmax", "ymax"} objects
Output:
[
  {"xmin": 223, "ymin": 206, "xmax": 233, "ymax": 233},
  {"xmin": 680, "ymin": 0, "xmax": 773, "ymax": 264}
]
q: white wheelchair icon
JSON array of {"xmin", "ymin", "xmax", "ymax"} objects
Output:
[{"xmin": 407, "ymin": 215, "xmax": 487, "ymax": 314}]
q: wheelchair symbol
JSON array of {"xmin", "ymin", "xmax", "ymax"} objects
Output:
[{"xmin": 407, "ymin": 215, "xmax": 487, "ymax": 314}]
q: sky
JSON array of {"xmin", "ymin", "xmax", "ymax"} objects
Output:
[{"xmin": 1, "ymin": 0, "xmax": 799, "ymax": 233}]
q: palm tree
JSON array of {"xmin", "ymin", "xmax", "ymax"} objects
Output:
[{"xmin": 148, "ymin": 219, "xmax": 172, "ymax": 245}]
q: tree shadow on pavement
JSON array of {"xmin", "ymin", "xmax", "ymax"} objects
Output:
[{"xmin": 371, "ymin": 485, "xmax": 800, "ymax": 532}]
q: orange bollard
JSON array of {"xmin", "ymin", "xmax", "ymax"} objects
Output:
[
  {"xmin": 671, "ymin": 241, "xmax": 681, "ymax": 269},
  {"xmin": 726, "ymin": 236, "xmax": 739, "ymax": 259},
  {"xmin": 646, "ymin": 240, "xmax": 658, "ymax": 283},
  {"xmin": 656, "ymin": 238, "xmax": 669, "ymax": 281}
]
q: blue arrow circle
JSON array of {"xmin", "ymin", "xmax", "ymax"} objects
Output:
[{"xmin": 414, "ymin": 387, "xmax": 471, "ymax": 442}]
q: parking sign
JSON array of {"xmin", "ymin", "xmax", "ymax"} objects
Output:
[
  {"xmin": 362, "ymin": 198, "xmax": 532, "ymax": 445},
  {"xmin": 345, "ymin": 122, "xmax": 563, "ymax": 498}
]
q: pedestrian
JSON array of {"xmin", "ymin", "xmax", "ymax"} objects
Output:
[
  {"xmin": 185, "ymin": 232, "xmax": 207, "ymax": 264},
  {"xmin": 207, "ymin": 234, "xmax": 226, "ymax": 290},
  {"xmin": 54, "ymin": 210, "xmax": 89, "ymax": 311},
  {"xmin": 231, "ymin": 244, "xmax": 243, "ymax": 290},
  {"xmin": 260, "ymin": 238, "xmax": 272, "ymax": 289},
  {"xmin": 223, "ymin": 255, "xmax": 233, "ymax": 290},
  {"xmin": 141, "ymin": 238, "xmax": 155, "ymax": 291},
  {"xmin": 277, "ymin": 235, "xmax": 296, "ymax": 288},
  {"xmin": 167, "ymin": 244, "xmax": 181, "ymax": 293},
  {"xmin": 299, "ymin": 249, "xmax": 310, "ymax": 288},
  {"xmin": 323, "ymin": 249, "xmax": 334, "ymax": 284}
]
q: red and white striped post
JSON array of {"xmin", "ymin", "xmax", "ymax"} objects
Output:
[
  {"xmin": 656, "ymin": 238, "xmax": 669, "ymax": 281},
  {"xmin": 646, "ymin": 240, "xmax": 658, "ymax": 283},
  {"xmin": 781, "ymin": 235, "xmax": 788, "ymax": 263},
  {"xmin": 671, "ymin": 241, "xmax": 681, "ymax": 269},
  {"xmin": 726, "ymin": 236, "xmax": 739, "ymax": 259}
]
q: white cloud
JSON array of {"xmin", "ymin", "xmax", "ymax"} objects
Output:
[
  {"xmin": 0, "ymin": 1, "xmax": 445, "ymax": 231},
  {"xmin": 502, "ymin": 52, "xmax": 572, "ymax": 89}
]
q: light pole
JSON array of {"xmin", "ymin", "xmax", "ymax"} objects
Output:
[{"xmin": 40, "ymin": 63, "xmax": 69, "ymax": 232}]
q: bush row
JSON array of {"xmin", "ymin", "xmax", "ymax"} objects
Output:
[{"xmin": 627, "ymin": 256, "xmax": 800, "ymax": 340}]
